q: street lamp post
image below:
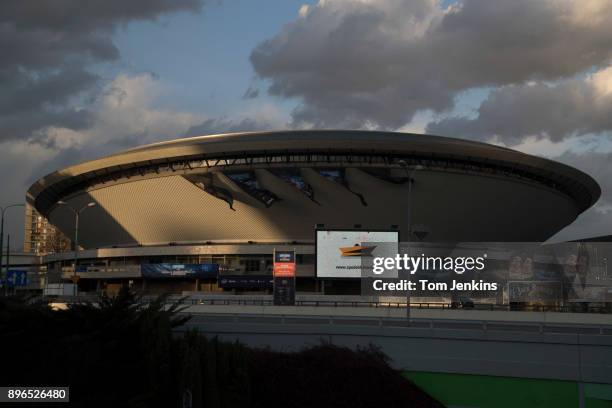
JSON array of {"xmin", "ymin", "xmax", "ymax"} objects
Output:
[
  {"xmin": 398, "ymin": 161, "xmax": 424, "ymax": 321},
  {"xmin": 0, "ymin": 204, "xmax": 25, "ymax": 293},
  {"xmin": 57, "ymin": 201, "xmax": 96, "ymax": 295},
  {"xmin": 6, "ymin": 234, "xmax": 10, "ymax": 295}
]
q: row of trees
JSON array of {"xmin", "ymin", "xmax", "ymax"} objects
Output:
[{"xmin": 0, "ymin": 289, "xmax": 443, "ymax": 407}]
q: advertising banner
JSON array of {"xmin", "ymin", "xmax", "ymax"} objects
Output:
[
  {"xmin": 218, "ymin": 275, "xmax": 273, "ymax": 289},
  {"xmin": 316, "ymin": 230, "xmax": 399, "ymax": 278},
  {"xmin": 358, "ymin": 242, "xmax": 612, "ymax": 304},
  {"xmin": 273, "ymin": 250, "xmax": 296, "ymax": 277},
  {"xmin": 141, "ymin": 263, "xmax": 219, "ymax": 279}
]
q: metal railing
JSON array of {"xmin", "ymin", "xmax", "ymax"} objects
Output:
[
  {"xmin": 44, "ymin": 294, "xmax": 612, "ymax": 314},
  {"xmin": 178, "ymin": 313, "xmax": 612, "ymax": 336}
]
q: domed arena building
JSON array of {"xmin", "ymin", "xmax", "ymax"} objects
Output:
[{"xmin": 26, "ymin": 130, "xmax": 600, "ymax": 295}]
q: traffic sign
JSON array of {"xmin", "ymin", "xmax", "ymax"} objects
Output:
[{"xmin": 6, "ymin": 270, "xmax": 27, "ymax": 287}]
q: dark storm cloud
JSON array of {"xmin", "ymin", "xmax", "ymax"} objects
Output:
[
  {"xmin": 0, "ymin": 0, "xmax": 205, "ymax": 141},
  {"xmin": 250, "ymin": 0, "xmax": 612, "ymax": 129},
  {"xmin": 0, "ymin": 67, "xmax": 98, "ymax": 139},
  {"xmin": 0, "ymin": 23, "xmax": 119, "ymax": 70},
  {"xmin": 243, "ymin": 85, "xmax": 260, "ymax": 99},
  {"xmin": 185, "ymin": 117, "xmax": 281, "ymax": 137},
  {"xmin": 0, "ymin": 0, "xmax": 202, "ymax": 33},
  {"xmin": 426, "ymin": 72, "xmax": 612, "ymax": 143}
]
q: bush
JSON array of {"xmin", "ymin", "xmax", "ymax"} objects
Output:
[
  {"xmin": 0, "ymin": 289, "xmax": 443, "ymax": 408},
  {"xmin": 249, "ymin": 344, "xmax": 443, "ymax": 408}
]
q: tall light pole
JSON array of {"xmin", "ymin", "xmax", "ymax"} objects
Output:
[
  {"xmin": 57, "ymin": 201, "xmax": 96, "ymax": 295},
  {"xmin": 5, "ymin": 234, "xmax": 10, "ymax": 295},
  {"xmin": 398, "ymin": 161, "xmax": 423, "ymax": 321},
  {"xmin": 0, "ymin": 203, "xmax": 25, "ymax": 292}
]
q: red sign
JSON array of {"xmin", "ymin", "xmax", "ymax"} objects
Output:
[{"xmin": 273, "ymin": 250, "xmax": 296, "ymax": 277}]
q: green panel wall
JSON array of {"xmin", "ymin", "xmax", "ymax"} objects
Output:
[{"xmin": 404, "ymin": 371, "xmax": 582, "ymax": 408}]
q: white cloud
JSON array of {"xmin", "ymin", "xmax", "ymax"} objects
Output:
[
  {"xmin": 82, "ymin": 73, "xmax": 202, "ymax": 148},
  {"xmin": 1, "ymin": 73, "xmax": 206, "ymax": 249},
  {"xmin": 298, "ymin": 4, "xmax": 310, "ymax": 18},
  {"xmin": 31, "ymin": 73, "xmax": 204, "ymax": 153},
  {"xmin": 4, "ymin": 72, "xmax": 284, "ymax": 248},
  {"xmin": 590, "ymin": 65, "xmax": 612, "ymax": 97},
  {"xmin": 252, "ymin": 0, "xmax": 612, "ymax": 129},
  {"xmin": 512, "ymin": 134, "xmax": 612, "ymax": 158},
  {"xmin": 184, "ymin": 101, "xmax": 289, "ymax": 137},
  {"xmin": 427, "ymin": 66, "xmax": 612, "ymax": 144},
  {"xmin": 396, "ymin": 110, "xmax": 434, "ymax": 134}
]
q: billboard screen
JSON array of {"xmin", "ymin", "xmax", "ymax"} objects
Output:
[
  {"xmin": 141, "ymin": 263, "xmax": 219, "ymax": 279},
  {"xmin": 316, "ymin": 230, "xmax": 399, "ymax": 278}
]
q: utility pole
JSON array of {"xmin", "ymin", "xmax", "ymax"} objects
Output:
[
  {"xmin": 57, "ymin": 201, "xmax": 96, "ymax": 296},
  {"xmin": 398, "ymin": 161, "xmax": 424, "ymax": 322},
  {"xmin": 6, "ymin": 234, "xmax": 10, "ymax": 295}
]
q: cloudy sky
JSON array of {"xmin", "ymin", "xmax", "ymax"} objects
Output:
[{"xmin": 2, "ymin": 0, "xmax": 612, "ymax": 248}]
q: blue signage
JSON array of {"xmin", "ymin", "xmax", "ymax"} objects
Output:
[
  {"xmin": 274, "ymin": 250, "xmax": 295, "ymax": 263},
  {"xmin": 218, "ymin": 275, "xmax": 273, "ymax": 289},
  {"xmin": 141, "ymin": 263, "xmax": 219, "ymax": 279},
  {"xmin": 6, "ymin": 270, "xmax": 27, "ymax": 287}
]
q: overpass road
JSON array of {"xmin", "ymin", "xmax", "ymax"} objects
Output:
[{"xmin": 175, "ymin": 305, "xmax": 612, "ymax": 385}]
